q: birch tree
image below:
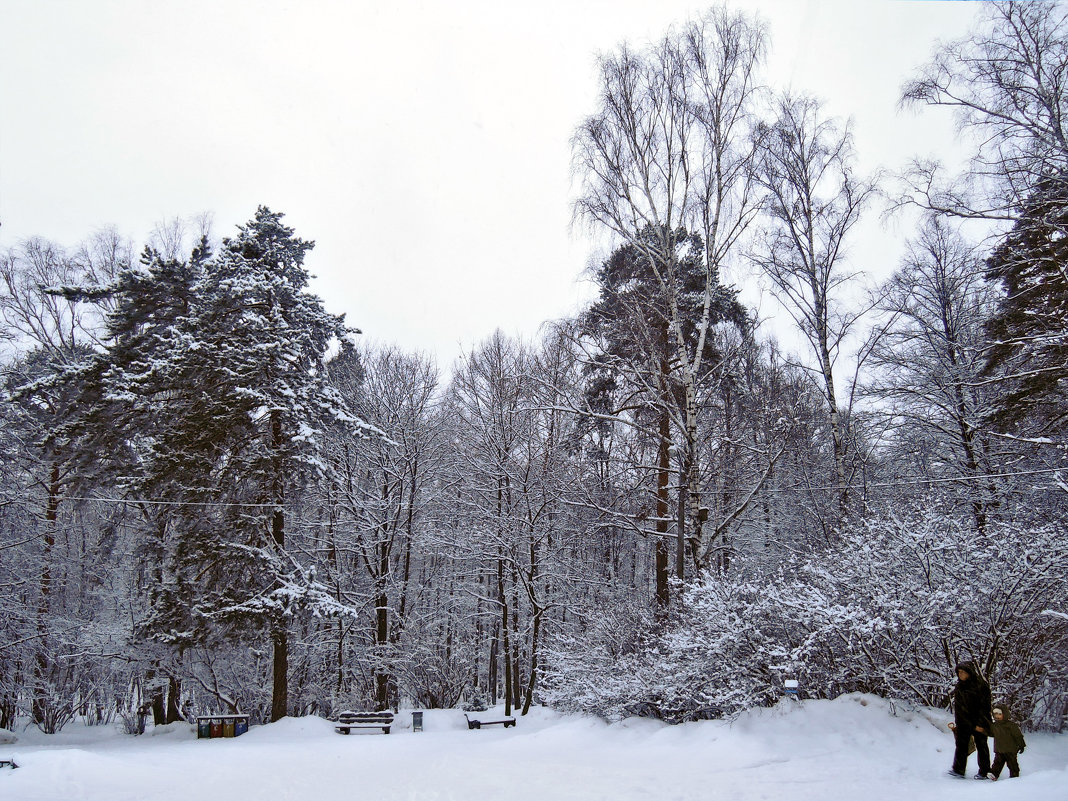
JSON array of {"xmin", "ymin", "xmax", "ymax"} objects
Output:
[
  {"xmin": 752, "ymin": 94, "xmax": 877, "ymax": 519},
  {"xmin": 572, "ymin": 6, "xmax": 766, "ymax": 594},
  {"xmin": 867, "ymin": 216, "xmax": 1000, "ymax": 533},
  {"xmin": 903, "ymin": 0, "xmax": 1068, "ymax": 219}
]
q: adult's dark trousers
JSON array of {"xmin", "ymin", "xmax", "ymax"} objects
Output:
[
  {"xmin": 952, "ymin": 728, "xmax": 990, "ymax": 775},
  {"xmin": 991, "ymin": 751, "xmax": 1020, "ymax": 778}
]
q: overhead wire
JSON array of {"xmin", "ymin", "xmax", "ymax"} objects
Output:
[{"xmin": 0, "ymin": 466, "xmax": 1064, "ymax": 509}]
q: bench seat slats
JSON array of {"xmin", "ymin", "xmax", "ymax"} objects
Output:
[
  {"xmin": 464, "ymin": 713, "xmax": 516, "ymax": 729},
  {"xmin": 334, "ymin": 710, "xmax": 394, "ymax": 734}
]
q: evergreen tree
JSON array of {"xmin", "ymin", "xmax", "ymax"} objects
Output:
[
  {"xmin": 580, "ymin": 224, "xmax": 746, "ymax": 603},
  {"xmin": 983, "ymin": 176, "xmax": 1068, "ymax": 435},
  {"xmin": 160, "ymin": 207, "xmax": 360, "ymax": 721},
  {"xmin": 56, "ymin": 207, "xmax": 364, "ymax": 721}
]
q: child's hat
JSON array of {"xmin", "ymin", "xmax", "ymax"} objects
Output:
[{"xmin": 993, "ymin": 707, "xmax": 1004, "ymax": 714}]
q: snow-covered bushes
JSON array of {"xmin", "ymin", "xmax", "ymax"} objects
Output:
[
  {"xmin": 542, "ymin": 575, "xmax": 779, "ymax": 722},
  {"xmin": 544, "ymin": 506, "xmax": 1068, "ymax": 730}
]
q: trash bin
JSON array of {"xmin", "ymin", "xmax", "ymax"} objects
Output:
[
  {"xmin": 412, "ymin": 711, "xmax": 423, "ymax": 732},
  {"xmin": 235, "ymin": 717, "xmax": 249, "ymax": 736},
  {"xmin": 210, "ymin": 719, "xmax": 223, "ymax": 738},
  {"xmin": 223, "ymin": 719, "xmax": 235, "ymax": 737},
  {"xmin": 197, "ymin": 719, "xmax": 211, "ymax": 739}
]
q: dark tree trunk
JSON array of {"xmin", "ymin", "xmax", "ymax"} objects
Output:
[
  {"xmin": 271, "ymin": 626, "xmax": 288, "ymax": 722},
  {"xmin": 32, "ymin": 463, "xmax": 61, "ymax": 726},
  {"xmin": 375, "ymin": 587, "xmax": 390, "ymax": 711},
  {"xmin": 166, "ymin": 675, "xmax": 183, "ymax": 723},
  {"xmin": 498, "ymin": 555, "xmax": 513, "ymax": 716},
  {"xmin": 270, "ymin": 412, "xmax": 288, "ymax": 722},
  {"xmin": 150, "ymin": 691, "xmax": 166, "ymax": 726}
]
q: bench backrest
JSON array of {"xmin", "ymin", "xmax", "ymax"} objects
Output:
[{"xmin": 338, "ymin": 711, "xmax": 394, "ymax": 724}]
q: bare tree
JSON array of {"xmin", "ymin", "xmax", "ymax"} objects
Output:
[
  {"xmin": 319, "ymin": 343, "xmax": 442, "ymax": 711},
  {"xmin": 867, "ymin": 216, "xmax": 1000, "ymax": 533},
  {"xmin": 751, "ymin": 93, "xmax": 878, "ymax": 519},
  {"xmin": 572, "ymin": 5, "xmax": 767, "ymax": 592},
  {"xmin": 0, "ymin": 238, "xmax": 119, "ymax": 360},
  {"xmin": 902, "ymin": 0, "xmax": 1068, "ymax": 219}
]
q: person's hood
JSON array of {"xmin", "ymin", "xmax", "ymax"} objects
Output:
[
  {"xmin": 992, "ymin": 704, "xmax": 1013, "ymax": 720},
  {"xmin": 955, "ymin": 661, "xmax": 978, "ymax": 679}
]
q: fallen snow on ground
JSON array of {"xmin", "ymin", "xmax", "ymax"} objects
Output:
[{"xmin": 2, "ymin": 694, "xmax": 1065, "ymax": 800}]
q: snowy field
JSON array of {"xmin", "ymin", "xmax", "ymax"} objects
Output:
[{"xmin": 2, "ymin": 695, "xmax": 1065, "ymax": 801}]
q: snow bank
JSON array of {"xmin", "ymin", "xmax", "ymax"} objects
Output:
[{"xmin": 2, "ymin": 697, "xmax": 1065, "ymax": 800}]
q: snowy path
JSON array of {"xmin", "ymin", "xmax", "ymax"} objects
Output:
[{"xmin": 2, "ymin": 696, "xmax": 1065, "ymax": 801}]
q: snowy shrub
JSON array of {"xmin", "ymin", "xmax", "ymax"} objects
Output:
[
  {"xmin": 401, "ymin": 643, "xmax": 472, "ymax": 709},
  {"xmin": 543, "ymin": 575, "xmax": 779, "ymax": 722},
  {"xmin": 544, "ymin": 505, "xmax": 1068, "ymax": 730},
  {"xmin": 813, "ymin": 508, "xmax": 1068, "ymax": 730},
  {"xmin": 462, "ymin": 687, "xmax": 488, "ymax": 712}
]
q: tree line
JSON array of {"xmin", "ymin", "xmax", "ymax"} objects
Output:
[{"xmin": 1, "ymin": 1, "xmax": 1066, "ymax": 733}]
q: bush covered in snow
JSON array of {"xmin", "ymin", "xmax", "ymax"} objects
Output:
[{"xmin": 544, "ymin": 507, "xmax": 1068, "ymax": 730}]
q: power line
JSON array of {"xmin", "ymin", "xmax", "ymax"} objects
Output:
[
  {"xmin": 762, "ymin": 466, "xmax": 1067, "ymax": 495},
  {"xmin": 34, "ymin": 494, "xmax": 280, "ymax": 509},
  {"xmin": 2, "ymin": 466, "xmax": 1064, "ymax": 509}
]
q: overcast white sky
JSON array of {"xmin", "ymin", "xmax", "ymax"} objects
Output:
[{"xmin": 0, "ymin": 0, "xmax": 979, "ymax": 367}]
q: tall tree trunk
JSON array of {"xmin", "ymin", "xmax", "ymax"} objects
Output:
[
  {"xmin": 676, "ymin": 468, "xmax": 687, "ymax": 581},
  {"xmin": 166, "ymin": 675, "xmax": 183, "ymax": 723},
  {"xmin": 655, "ymin": 405, "xmax": 671, "ymax": 611},
  {"xmin": 817, "ymin": 315, "xmax": 848, "ymax": 520},
  {"xmin": 497, "ymin": 554, "xmax": 513, "ymax": 716},
  {"xmin": 375, "ymin": 582, "xmax": 389, "ymax": 711},
  {"xmin": 522, "ymin": 608, "xmax": 542, "ymax": 715},
  {"xmin": 271, "ymin": 626, "xmax": 288, "ymax": 721},
  {"xmin": 488, "ymin": 621, "xmax": 499, "ymax": 705},
  {"xmin": 32, "ymin": 462, "xmax": 61, "ymax": 726},
  {"xmin": 270, "ymin": 411, "xmax": 288, "ymax": 722},
  {"xmin": 509, "ymin": 560, "xmax": 521, "ymax": 709}
]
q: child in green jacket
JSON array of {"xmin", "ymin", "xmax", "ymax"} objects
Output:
[{"xmin": 989, "ymin": 705, "xmax": 1027, "ymax": 780}]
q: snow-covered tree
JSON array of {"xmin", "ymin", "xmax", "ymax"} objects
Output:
[
  {"xmin": 983, "ymin": 177, "xmax": 1068, "ymax": 437},
  {"xmin": 867, "ymin": 216, "xmax": 1001, "ymax": 532},
  {"xmin": 573, "ymin": 7, "xmax": 767, "ymax": 592},
  {"xmin": 51, "ymin": 208, "xmax": 365, "ymax": 722},
  {"xmin": 752, "ymin": 93, "xmax": 878, "ymax": 519},
  {"xmin": 903, "ymin": 0, "xmax": 1068, "ymax": 220}
]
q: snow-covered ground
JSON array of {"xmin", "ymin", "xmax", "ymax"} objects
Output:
[{"xmin": 2, "ymin": 695, "xmax": 1065, "ymax": 800}]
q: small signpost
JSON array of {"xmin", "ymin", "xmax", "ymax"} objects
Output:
[{"xmin": 771, "ymin": 665, "xmax": 801, "ymax": 703}]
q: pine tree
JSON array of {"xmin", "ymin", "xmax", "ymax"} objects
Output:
[
  {"xmin": 580, "ymin": 224, "xmax": 746, "ymax": 603},
  {"xmin": 983, "ymin": 176, "xmax": 1068, "ymax": 435},
  {"xmin": 56, "ymin": 208, "xmax": 365, "ymax": 721},
  {"xmin": 164, "ymin": 207, "xmax": 360, "ymax": 720}
]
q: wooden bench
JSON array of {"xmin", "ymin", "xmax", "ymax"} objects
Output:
[
  {"xmin": 335, "ymin": 710, "xmax": 394, "ymax": 734},
  {"xmin": 464, "ymin": 713, "xmax": 516, "ymax": 730}
]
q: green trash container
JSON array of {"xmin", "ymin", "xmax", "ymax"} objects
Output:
[{"xmin": 197, "ymin": 719, "xmax": 211, "ymax": 739}]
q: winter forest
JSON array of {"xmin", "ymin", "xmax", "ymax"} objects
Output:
[{"xmin": 2, "ymin": 1, "xmax": 1067, "ymax": 741}]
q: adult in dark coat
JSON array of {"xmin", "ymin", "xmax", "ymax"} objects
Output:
[{"xmin": 950, "ymin": 661, "xmax": 993, "ymax": 778}]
